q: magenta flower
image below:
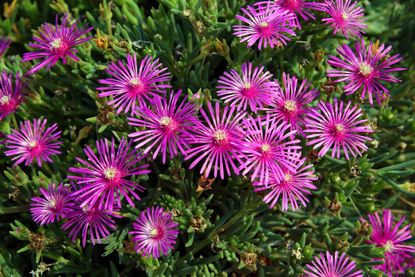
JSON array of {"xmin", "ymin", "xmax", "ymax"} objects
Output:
[
  {"xmin": 184, "ymin": 102, "xmax": 246, "ymax": 179},
  {"xmin": 4, "ymin": 118, "xmax": 62, "ymax": 167},
  {"xmin": 61, "ymin": 202, "xmax": 120, "ymax": 247},
  {"xmin": 320, "ymin": 0, "xmax": 366, "ymax": 38},
  {"xmin": 129, "ymin": 206, "xmax": 179, "ymax": 258},
  {"xmin": 0, "ymin": 71, "xmax": 25, "ymax": 120},
  {"xmin": 22, "ymin": 15, "xmax": 92, "ymax": 75},
  {"xmin": 304, "ymin": 251, "xmax": 363, "ymax": 277},
  {"xmin": 0, "ymin": 38, "xmax": 11, "ymax": 56},
  {"xmin": 69, "ymin": 138, "xmax": 150, "ymax": 211},
  {"xmin": 266, "ymin": 73, "xmax": 318, "ymax": 134},
  {"xmin": 366, "ymin": 209, "xmax": 415, "ymax": 276},
  {"xmin": 128, "ymin": 90, "xmax": 197, "ymax": 163},
  {"xmin": 304, "ymin": 99, "xmax": 373, "ymax": 160},
  {"xmin": 217, "ymin": 63, "xmax": 278, "ymax": 112},
  {"xmin": 30, "ymin": 183, "xmax": 74, "ymax": 225},
  {"xmin": 327, "ymin": 40, "xmax": 405, "ymax": 105},
  {"xmin": 253, "ymin": 158, "xmax": 316, "ymax": 211},
  {"xmin": 240, "ymin": 115, "xmax": 302, "ymax": 186},
  {"xmin": 233, "ymin": 3, "xmax": 296, "ymax": 49},
  {"xmin": 98, "ymin": 54, "xmax": 171, "ymax": 114}
]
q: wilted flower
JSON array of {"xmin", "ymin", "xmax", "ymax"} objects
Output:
[
  {"xmin": 304, "ymin": 251, "xmax": 363, "ymax": 277},
  {"xmin": 0, "ymin": 71, "xmax": 24, "ymax": 120},
  {"xmin": 217, "ymin": 63, "xmax": 278, "ymax": 112},
  {"xmin": 366, "ymin": 209, "xmax": 415, "ymax": 276},
  {"xmin": 185, "ymin": 102, "xmax": 246, "ymax": 179},
  {"xmin": 304, "ymin": 99, "xmax": 373, "ymax": 160},
  {"xmin": 233, "ymin": 3, "xmax": 296, "ymax": 49},
  {"xmin": 23, "ymin": 15, "xmax": 93, "ymax": 75},
  {"xmin": 4, "ymin": 118, "xmax": 62, "ymax": 167},
  {"xmin": 69, "ymin": 138, "xmax": 150, "ymax": 211},
  {"xmin": 30, "ymin": 183, "xmax": 74, "ymax": 225},
  {"xmin": 128, "ymin": 90, "xmax": 198, "ymax": 163},
  {"xmin": 0, "ymin": 37, "xmax": 11, "ymax": 56},
  {"xmin": 327, "ymin": 40, "xmax": 405, "ymax": 105},
  {"xmin": 129, "ymin": 206, "xmax": 179, "ymax": 258},
  {"xmin": 98, "ymin": 54, "xmax": 171, "ymax": 114}
]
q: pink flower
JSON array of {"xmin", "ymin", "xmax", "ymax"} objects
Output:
[
  {"xmin": 366, "ymin": 209, "xmax": 415, "ymax": 276},
  {"xmin": 266, "ymin": 73, "xmax": 318, "ymax": 134},
  {"xmin": 327, "ymin": 40, "xmax": 405, "ymax": 105},
  {"xmin": 304, "ymin": 251, "xmax": 363, "ymax": 277},
  {"xmin": 217, "ymin": 63, "xmax": 278, "ymax": 112},
  {"xmin": 0, "ymin": 71, "xmax": 25, "ymax": 120},
  {"xmin": 304, "ymin": 99, "xmax": 373, "ymax": 160},
  {"xmin": 4, "ymin": 118, "xmax": 62, "ymax": 167},
  {"xmin": 233, "ymin": 3, "xmax": 296, "ymax": 49},
  {"xmin": 98, "ymin": 54, "xmax": 171, "ymax": 114},
  {"xmin": 22, "ymin": 15, "xmax": 92, "ymax": 75},
  {"xmin": 320, "ymin": 0, "xmax": 366, "ymax": 38},
  {"xmin": 0, "ymin": 37, "xmax": 11, "ymax": 56},
  {"xmin": 240, "ymin": 115, "xmax": 302, "ymax": 185},
  {"xmin": 185, "ymin": 102, "xmax": 246, "ymax": 179},
  {"xmin": 129, "ymin": 206, "xmax": 179, "ymax": 258},
  {"xmin": 68, "ymin": 138, "xmax": 150, "ymax": 211},
  {"xmin": 253, "ymin": 158, "xmax": 317, "ymax": 211}
]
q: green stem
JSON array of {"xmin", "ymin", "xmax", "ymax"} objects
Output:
[
  {"xmin": 0, "ymin": 205, "xmax": 29, "ymax": 215},
  {"xmin": 11, "ymin": 113, "xmax": 18, "ymax": 129}
]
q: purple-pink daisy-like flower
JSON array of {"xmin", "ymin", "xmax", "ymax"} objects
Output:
[
  {"xmin": 30, "ymin": 183, "xmax": 73, "ymax": 225},
  {"xmin": 184, "ymin": 102, "xmax": 246, "ymax": 179},
  {"xmin": 240, "ymin": 115, "xmax": 302, "ymax": 186},
  {"xmin": 61, "ymin": 202, "xmax": 120, "ymax": 247},
  {"xmin": 98, "ymin": 54, "xmax": 171, "ymax": 115},
  {"xmin": 0, "ymin": 37, "xmax": 11, "ymax": 57},
  {"xmin": 266, "ymin": 73, "xmax": 318, "ymax": 134},
  {"xmin": 253, "ymin": 158, "xmax": 316, "ymax": 211},
  {"xmin": 129, "ymin": 206, "xmax": 179, "ymax": 259},
  {"xmin": 217, "ymin": 63, "xmax": 278, "ymax": 113},
  {"xmin": 68, "ymin": 138, "xmax": 150, "ymax": 211},
  {"xmin": 319, "ymin": 0, "xmax": 366, "ymax": 38},
  {"xmin": 366, "ymin": 209, "xmax": 415, "ymax": 276},
  {"xmin": 22, "ymin": 15, "xmax": 93, "ymax": 75},
  {"xmin": 233, "ymin": 3, "xmax": 296, "ymax": 49},
  {"xmin": 0, "ymin": 71, "xmax": 25, "ymax": 120},
  {"xmin": 304, "ymin": 99, "xmax": 373, "ymax": 160},
  {"xmin": 4, "ymin": 118, "xmax": 62, "ymax": 167},
  {"xmin": 303, "ymin": 251, "xmax": 363, "ymax": 277},
  {"xmin": 128, "ymin": 90, "xmax": 197, "ymax": 163},
  {"xmin": 327, "ymin": 40, "xmax": 405, "ymax": 105}
]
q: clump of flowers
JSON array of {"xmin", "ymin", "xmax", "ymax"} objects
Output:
[
  {"xmin": 4, "ymin": 118, "xmax": 62, "ymax": 167},
  {"xmin": 22, "ymin": 15, "xmax": 93, "ymax": 75},
  {"xmin": 129, "ymin": 206, "xmax": 179, "ymax": 258},
  {"xmin": 0, "ymin": 37, "xmax": 11, "ymax": 56},
  {"xmin": 98, "ymin": 54, "xmax": 171, "ymax": 114},
  {"xmin": 327, "ymin": 39, "xmax": 405, "ymax": 105},
  {"xmin": 304, "ymin": 251, "xmax": 363, "ymax": 276},
  {"xmin": 0, "ymin": 71, "xmax": 25, "ymax": 120}
]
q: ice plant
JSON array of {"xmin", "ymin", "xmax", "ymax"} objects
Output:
[
  {"xmin": 217, "ymin": 63, "xmax": 278, "ymax": 112},
  {"xmin": 253, "ymin": 158, "xmax": 317, "ymax": 211},
  {"xmin": 129, "ymin": 206, "xmax": 179, "ymax": 258},
  {"xmin": 0, "ymin": 37, "xmax": 11, "ymax": 56},
  {"xmin": 0, "ymin": 71, "xmax": 24, "ymax": 120},
  {"xmin": 61, "ymin": 202, "xmax": 120, "ymax": 247},
  {"xmin": 366, "ymin": 209, "xmax": 415, "ymax": 276},
  {"xmin": 240, "ymin": 115, "xmax": 302, "ymax": 185},
  {"xmin": 327, "ymin": 40, "xmax": 405, "ymax": 105},
  {"xmin": 69, "ymin": 138, "xmax": 150, "ymax": 211},
  {"xmin": 266, "ymin": 73, "xmax": 318, "ymax": 134},
  {"xmin": 304, "ymin": 251, "xmax": 363, "ymax": 277},
  {"xmin": 98, "ymin": 54, "xmax": 171, "ymax": 114},
  {"xmin": 185, "ymin": 102, "xmax": 246, "ymax": 179},
  {"xmin": 304, "ymin": 99, "xmax": 373, "ymax": 160},
  {"xmin": 233, "ymin": 3, "xmax": 296, "ymax": 49},
  {"xmin": 4, "ymin": 118, "xmax": 62, "ymax": 167},
  {"xmin": 22, "ymin": 15, "xmax": 92, "ymax": 75},
  {"xmin": 320, "ymin": 0, "xmax": 366, "ymax": 38},
  {"xmin": 30, "ymin": 183, "xmax": 73, "ymax": 225},
  {"xmin": 128, "ymin": 90, "xmax": 197, "ymax": 163}
]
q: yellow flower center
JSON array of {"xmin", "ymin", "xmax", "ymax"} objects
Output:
[
  {"xmin": 150, "ymin": 228, "xmax": 159, "ymax": 237},
  {"xmin": 259, "ymin": 22, "xmax": 269, "ymax": 27},
  {"xmin": 284, "ymin": 100, "xmax": 297, "ymax": 112},
  {"xmin": 28, "ymin": 140, "xmax": 37, "ymax": 148},
  {"xmin": 130, "ymin": 77, "xmax": 143, "ymax": 87},
  {"xmin": 261, "ymin": 143, "xmax": 271, "ymax": 153},
  {"xmin": 244, "ymin": 82, "xmax": 251, "ymax": 89},
  {"xmin": 284, "ymin": 173, "xmax": 292, "ymax": 182},
  {"xmin": 214, "ymin": 130, "xmax": 228, "ymax": 144},
  {"xmin": 384, "ymin": 240, "xmax": 394, "ymax": 253},
  {"xmin": 359, "ymin": 63, "xmax": 373, "ymax": 77},
  {"xmin": 341, "ymin": 12, "xmax": 349, "ymax": 20},
  {"xmin": 0, "ymin": 95, "xmax": 10, "ymax": 104},
  {"xmin": 335, "ymin": 123, "xmax": 345, "ymax": 132},
  {"xmin": 50, "ymin": 38, "xmax": 63, "ymax": 49},
  {"xmin": 104, "ymin": 167, "xmax": 118, "ymax": 180}
]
